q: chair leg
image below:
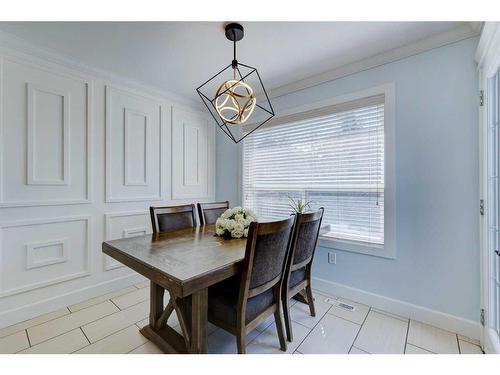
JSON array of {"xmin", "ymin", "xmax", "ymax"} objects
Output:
[
  {"xmin": 282, "ymin": 296, "xmax": 293, "ymax": 342},
  {"xmin": 274, "ymin": 306, "xmax": 287, "ymax": 352},
  {"xmin": 236, "ymin": 330, "xmax": 246, "ymax": 354},
  {"xmin": 305, "ymin": 285, "xmax": 316, "ymax": 317}
]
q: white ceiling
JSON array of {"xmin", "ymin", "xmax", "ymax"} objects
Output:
[{"xmin": 0, "ymin": 22, "xmax": 473, "ymax": 102}]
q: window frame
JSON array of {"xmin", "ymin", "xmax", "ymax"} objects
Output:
[{"xmin": 239, "ymin": 83, "xmax": 396, "ymax": 259}]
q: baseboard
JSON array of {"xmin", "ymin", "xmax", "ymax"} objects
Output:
[
  {"xmin": 313, "ymin": 276, "xmax": 481, "ymax": 341},
  {"xmin": 0, "ymin": 273, "xmax": 146, "ymax": 328},
  {"xmin": 484, "ymin": 327, "xmax": 500, "ymax": 353}
]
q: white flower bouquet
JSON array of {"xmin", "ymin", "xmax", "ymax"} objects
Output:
[{"xmin": 215, "ymin": 207, "xmax": 257, "ymax": 239}]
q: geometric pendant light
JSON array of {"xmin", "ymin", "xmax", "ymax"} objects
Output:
[{"xmin": 196, "ymin": 22, "xmax": 275, "ymax": 143}]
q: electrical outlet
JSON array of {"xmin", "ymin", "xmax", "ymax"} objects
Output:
[{"xmin": 328, "ymin": 252, "xmax": 336, "ymax": 264}]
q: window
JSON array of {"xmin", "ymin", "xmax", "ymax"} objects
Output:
[{"xmin": 242, "ymin": 86, "xmax": 395, "ymax": 257}]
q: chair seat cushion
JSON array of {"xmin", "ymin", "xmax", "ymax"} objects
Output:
[
  {"xmin": 208, "ymin": 276, "xmax": 275, "ymax": 327},
  {"xmin": 289, "ymin": 267, "xmax": 306, "ymax": 288}
]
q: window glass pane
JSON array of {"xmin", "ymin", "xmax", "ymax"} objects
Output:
[{"xmin": 243, "ymin": 96, "xmax": 385, "ymax": 245}]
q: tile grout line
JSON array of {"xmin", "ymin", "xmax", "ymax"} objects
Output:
[
  {"xmin": 246, "ymin": 297, "xmax": 318, "ymax": 349},
  {"xmin": 288, "ymin": 301, "xmax": 335, "ymax": 353},
  {"xmin": 14, "ymin": 327, "xmax": 83, "ymax": 354},
  {"xmin": 287, "ymin": 292, "xmax": 369, "ymax": 354},
  {"xmin": 25, "ymin": 304, "xmax": 124, "ymax": 347},
  {"xmin": 456, "ymin": 334, "xmax": 461, "ymax": 354},
  {"xmin": 0, "ymin": 309, "xmax": 72, "ymax": 339},
  {"xmin": 80, "ymin": 327, "xmax": 91, "ymax": 345},
  {"xmin": 109, "ymin": 299, "xmax": 122, "ymax": 311},
  {"xmin": 126, "ymin": 341, "xmax": 150, "ymax": 354},
  {"xmin": 370, "ymin": 308, "xmax": 409, "ymax": 323},
  {"xmin": 79, "ymin": 312, "xmax": 150, "ymax": 346},
  {"xmin": 347, "ymin": 306, "xmax": 371, "ymax": 354},
  {"xmin": 351, "ymin": 346, "xmax": 370, "ymax": 354},
  {"xmin": 72, "ymin": 323, "xmax": 146, "ymax": 353},
  {"xmin": 403, "ymin": 317, "xmax": 410, "ymax": 353},
  {"xmin": 68, "ymin": 287, "xmax": 140, "ymax": 313},
  {"xmin": 406, "ymin": 342, "xmax": 437, "ymax": 354},
  {"xmin": 326, "ymin": 309, "xmax": 370, "ymax": 326},
  {"xmin": 25, "ymin": 329, "xmax": 31, "ymax": 347},
  {"xmin": 246, "ymin": 300, "xmax": 325, "ymax": 353},
  {"xmin": 23, "ymin": 327, "xmax": 98, "ymax": 353},
  {"xmin": 1, "ymin": 290, "xmax": 134, "ymax": 340}
]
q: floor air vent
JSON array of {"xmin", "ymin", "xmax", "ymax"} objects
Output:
[{"xmin": 324, "ymin": 298, "xmax": 356, "ymax": 312}]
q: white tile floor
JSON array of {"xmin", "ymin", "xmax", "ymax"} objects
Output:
[{"xmin": 0, "ymin": 281, "xmax": 484, "ymax": 354}]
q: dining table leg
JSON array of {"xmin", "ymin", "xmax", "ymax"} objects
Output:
[
  {"xmin": 150, "ymin": 281, "xmax": 165, "ymax": 327},
  {"xmin": 189, "ymin": 288, "xmax": 208, "ymax": 353},
  {"xmin": 140, "ymin": 281, "xmax": 188, "ymax": 354}
]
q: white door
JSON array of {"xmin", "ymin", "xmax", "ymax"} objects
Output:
[{"xmin": 487, "ymin": 70, "xmax": 500, "ymax": 343}]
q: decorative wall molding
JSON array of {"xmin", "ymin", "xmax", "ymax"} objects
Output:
[
  {"xmin": 267, "ymin": 23, "xmax": 480, "ymax": 99},
  {"xmin": 103, "ymin": 210, "xmax": 151, "ymax": 271},
  {"xmin": 105, "ymin": 85, "xmax": 163, "ymax": 203},
  {"xmin": 0, "ymin": 33, "xmax": 213, "ymax": 331},
  {"xmin": 0, "ymin": 54, "xmax": 92, "ymax": 207},
  {"xmin": 183, "ymin": 122, "xmax": 200, "ymax": 187},
  {"xmin": 124, "ymin": 108, "xmax": 150, "ymax": 187},
  {"xmin": 26, "ymin": 83, "xmax": 70, "ymax": 186},
  {"xmin": 172, "ymin": 106, "xmax": 214, "ymax": 200},
  {"xmin": 313, "ymin": 277, "xmax": 481, "ymax": 341},
  {"xmin": 122, "ymin": 227, "xmax": 148, "ymax": 238},
  {"xmin": 0, "ymin": 216, "xmax": 91, "ymax": 298},
  {"xmin": 25, "ymin": 238, "xmax": 68, "ymax": 270}
]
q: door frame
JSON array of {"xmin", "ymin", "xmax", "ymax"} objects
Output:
[{"xmin": 476, "ymin": 21, "xmax": 500, "ymax": 354}]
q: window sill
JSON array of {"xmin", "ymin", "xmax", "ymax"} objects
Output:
[{"xmin": 317, "ymin": 235, "xmax": 396, "ymax": 259}]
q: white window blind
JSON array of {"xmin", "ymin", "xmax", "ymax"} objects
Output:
[{"xmin": 243, "ymin": 94, "xmax": 385, "ymax": 245}]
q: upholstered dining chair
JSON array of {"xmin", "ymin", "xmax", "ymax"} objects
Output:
[
  {"xmin": 149, "ymin": 204, "xmax": 197, "ymax": 234},
  {"xmin": 281, "ymin": 208, "xmax": 324, "ymax": 342},
  {"xmin": 197, "ymin": 201, "xmax": 229, "ymax": 225},
  {"xmin": 207, "ymin": 216, "xmax": 296, "ymax": 354}
]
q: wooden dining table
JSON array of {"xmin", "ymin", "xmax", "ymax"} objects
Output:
[{"xmin": 102, "ymin": 225, "xmax": 246, "ymax": 354}]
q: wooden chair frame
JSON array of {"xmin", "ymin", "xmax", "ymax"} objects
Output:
[
  {"xmin": 281, "ymin": 208, "xmax": 324, "ymax": 342},
  {"xmin": 197, "ymin": 201, "xmax": 229, "ymax": 226},
  {"xmin": 149, "ymin": 204, "xmax": 197, "ymax": 234},
  {"xmin": 208, "ymin": 217, "xmax": 296, "ymax": 354}
]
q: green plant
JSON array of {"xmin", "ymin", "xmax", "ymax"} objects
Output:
[{"xmin": 287, "ymin": 196, "xmax": 312, "ymax": 213}]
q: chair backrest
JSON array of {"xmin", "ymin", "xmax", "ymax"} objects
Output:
[
  {"xmin": 239, "ymin": 216, "xmax": 296, "ymax": 302},
  {"xmin": 149, "ymin": 204, "xmax": 197, "ymax": 234},
  {"xmin": 197, "ymin": 201, "xmax": 229, "ymax": 225},
  {"xmin": 287, "ymin": 208, "xmax": 324, "ymax": 274}
]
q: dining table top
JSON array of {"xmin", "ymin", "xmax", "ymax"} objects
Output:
[{"xmin": 102, "ymin": 225, "xmax": 247, "ymax": 296}]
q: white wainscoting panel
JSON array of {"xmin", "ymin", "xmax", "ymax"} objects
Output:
[
  {"xmin": 0, "ymin": 56, "xmax": 92, "ymax": 207},
  {"xmin": 0, "ymin": 41, "xmax": 213, "ymax": 329},
  {"xmin": 103, "ymin": 211, "xmax": 152, "ymax": 271},
  {"xmin": 26, "ymin": 83, "xmax": 70, "ymax": 186},
  {"xmin": 0, "ymin": 216, "xmax": 90, "ymax": 297},
  {"xmin": 25, "ymin": 238, "xmax": 68, "ymax": 270},
  {"xmin": 105, "ymin": 85, "xmax": 163, "ymax": 202},
  {"xmin": 172, "ymin": 107, "xmax": 214, "ymax": 199}
]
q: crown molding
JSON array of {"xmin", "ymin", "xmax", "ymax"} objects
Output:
[
  {"xmin": 475, "ymin": 22, "xmax": 500, "ymax": 77},
  {"xmin": 267, "ymin": 23, "xmax": 480, "ymax": 99},
  {"xmin": 0, "ymin": 29, "xmax": 201, "ymax": 108}
]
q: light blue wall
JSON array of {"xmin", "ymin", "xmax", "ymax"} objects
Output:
[
  {"xmin": 215, "ymin": 130, "xmax": 240, "ymax": 207},
  {"xmin": 216, "ymin": 37, "xmax": 480, "ymax": 321}
]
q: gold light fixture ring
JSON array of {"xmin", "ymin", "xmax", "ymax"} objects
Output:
[{"xmin": 215, "ymin": 79, "xmax": 256, "ymax": 124}]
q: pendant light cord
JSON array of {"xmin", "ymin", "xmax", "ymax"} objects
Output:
[
  {"xmin": 233, "ymin": 30, "xmax": 237, "ymax": 79},
  {"xmin": 233, "ymin": 30, "xmax": 236, "ymax": 61}
]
